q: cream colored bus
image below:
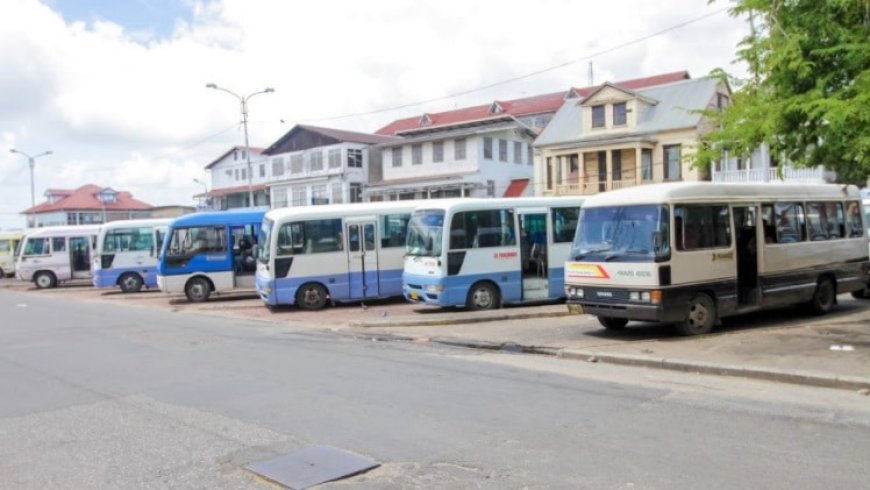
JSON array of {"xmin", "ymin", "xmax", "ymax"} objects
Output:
[
  {"xmin": 0, "ymin": 231, "xmax": 24, "ymax": 277},
  {"xmin": 564, "ymin": 183, "xmax": 869, "ymax": 335}
]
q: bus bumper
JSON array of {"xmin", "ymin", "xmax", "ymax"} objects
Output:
[
  {"xmin": 92, "ymin": 270, "xmax": 118, "ymax": 289},
  {"xmin": 402, "ymin": 273, "xmax": 450, "ymax": 306},
  {"xmin": 255, "ymin": 275, "xmax": 278, "ymax": 306}
]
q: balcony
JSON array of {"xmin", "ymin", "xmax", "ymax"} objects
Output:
[
  {"xmin": 553, "ymin": 178, "xmax": 642, "ymax": 196},
  {"xmin": 712, "ymin": 166, "xmax": 833, "ymax": 184}
]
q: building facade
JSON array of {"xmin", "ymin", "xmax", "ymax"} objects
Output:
[
  {"xmin": 201, "ymin": 146, "xmax": 268, "ymax": 210},
  {"xmin": 534, "ymin": 76, "xmax": 730, "ymax": 196},
  {"xmin": 22, "ymin": 185, "xmax": 153, "ymax": 227},
  {"xmin": 710, "ymin": 144, "xmax": 835, "ymax": 184}
]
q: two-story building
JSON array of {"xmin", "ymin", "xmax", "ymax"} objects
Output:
[
  {"xmin": 370, "ymin": 71, "xmax": 693, "ymax": 200},
  {"xmin": 22, "ymin": 184, "xmax": 153, "ymax": 227},
  {"xmin": 533, "ymin": 75, "xmax": 731, "ymax": 196},
  {"xmin": 200, "ymin": 146, "xmax": 267, "ymax": 209},
  {"xmin": 260, "ymin": 125, "xmax": 402, "ymax": 207}
]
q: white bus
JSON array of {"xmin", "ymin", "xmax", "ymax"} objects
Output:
[
  {"xmin": 855, "ymin": 197, "xmax": 870, "ymax": 298},
  {"xmin": 403, "ymin": 197, "xmax": 584, "ymax": 309},
  {"xmin": 93, "ymin": 218, "xmax": 171, "ymax": 293},
  {"xmin": 564, "ymin": 183, "xmax": 870, "ymax": 335},
  {"xmin": 0, "ymin": 231, "xmax": 24, "ymax": 278},
  {"xmin": 256, "ymin": 201, "xmax": 421, "ymax": 310},
  {"xmin": 15, "ymin": 225, "xmax": 101, "ymax": 288}
]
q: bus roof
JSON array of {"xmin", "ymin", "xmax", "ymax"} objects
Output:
[
  {"xmin": 409, "ymin": 196, "xmax": 585, "ymax": 213},
  {"xmin": 265, "ymin": 200, "xmax": 428, "ymax": 223},
  {"xmin": 22, "ymin": 225, "xmax": 102, "ymax": 238},
  {"xmin": 98, "ymin": 218, "xmax": 172, "ymax": 231},
  {"xmin": 168, "ymin": 208, "xmax": 267, "ymax": 228},
  {"xmin": 579, "ymin": 182, "xmax": 862, "ymax": 208},
  {"xmin": 0, "ymin": 231, "xmax": 24, "ymax": 239}
]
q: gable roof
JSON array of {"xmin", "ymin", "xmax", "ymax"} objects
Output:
[
  {"xmin": 534, "ymin": 77, "xmax": 723, "ymax": 148},
  {"xmin": 22, "ymin": 184, "xmax": 153, "ymax": 214},
  {"xmin": 579, "ymin": 82, "xmax": 658, "ymax": 106},
  {"xmin": 375, "ymin": 71, "xmax": 690, "ymax": 136},
  {"xmin": 204, "ymin": 146, "xmax": 264, "ymax": 170},
  {"xmin": 262, "ymin": 124, "xmax": 402, "ymax": 156}
]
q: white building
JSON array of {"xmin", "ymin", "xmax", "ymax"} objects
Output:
[
  {"xmin": 200, "ymin": 146, "xmax": 268, "ymax": 209},
  {"xmin": 711, "ymin": 144, "xmax": 835, "ymax": 184}
]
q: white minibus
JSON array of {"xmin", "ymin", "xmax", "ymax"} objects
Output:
[
  {"xmin": 93, "ymin": 218, "xmax": 171, "ymax": 293},
  {"xmin": 0, "ymin": 231, "xmax": 24, "ymax": 278},
  {"xmin": 564, "ymin": 183, "xmax": 869, "ymax": 335},
  {"xmin": 15, "ymin": 225, "xmax": 101, "ymax": 288},
  {"xmin": 256, "ymin": 201, "xmax": 421, "ymax": 310},
  {"xmin": 403, "ymin": 197, "xmax": 584, "ymax": 309}
]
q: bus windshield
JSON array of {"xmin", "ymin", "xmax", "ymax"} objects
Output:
[
  {"xmin": 257, "ymin": 218, "xmax": 273, "ymax": 263},
  {"xmin": 406, "ymin": 210, "xmax": 444, "ymax": 257},
  {"xmin": 572, "ymin": 204, "xmax": 670, "ymax": 262}
]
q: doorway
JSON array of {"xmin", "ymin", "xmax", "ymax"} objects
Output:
[{"xmin": 733, "ymin": 206, "xmax": 759, "ymax": 306}]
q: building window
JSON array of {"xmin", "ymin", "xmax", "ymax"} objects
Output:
[
  {"xmin": 292, "ymin": 186, "xmax": 307, "ymax": 207},
  {"xmin": 392, "ymin": 147, "xmax": 403, "ymax": 167},
  {"xmin": 483, "ymin": 137, "xmax": 493, "ymax": 159},
  {"xmin": 331, "ymin": 183, "xmax": 343, "ymax": 204},
  {"xmin": 350, "ymin": 183, "xmax": 362, "ymax": 203},
  {"xmin": 433, "ymin": 141, "xmax": 444, "ymax": 163},
  {"xmin": 234, "ymin": 169, "xmax": 240, "ymax": 180},
  {"xmin": 233, "ymin": 150, "xmax": 239, "ymax": 161},
  {"xmin": 642, "ymin": 149, "xmax": 653, "ymax": 181},
  {"xmin": 412, "ymin": 144, "xmax": 423, "ymax": 165},
  {"xmin": 347, "ymin": 148, "xmax": 363, "ymax": 168},
  {"xmin": 499, "ymin": 139, "xmax": 508, "ymax": 162},
  {"xmin": 259, "ymin": 164, "xmax": 265, "ymax": 178},
  {"xmin": 663, "ymin": 145, "xmax": 682, "ymax": 181},
  {"xmin": 592, "ymin": 105, "xmax": 605, "ymax": 128},
  {"xmin": 454, "ymin": 138, "xmax": 466, "ymax": 160},
  {"xmin": 271, "ymin": 158, "xmax": 284, "ymax": 177},
  {"xmin": 290, "ymin": 154, "xmax": 304, "ymax": 174},
  {"xmin": 487, "ymin": 180, "xmax": 495, "ymax": 197},
  {"xmin": 241, "ymin": 168, "xmax": 246, "ymax": 180},
  {"xmin": 612, "ymin": 150, "xmax": 622, "ymax": 181},
  {"xmin": 310, "ymin": 151, "xmax": 324, "ymax": 172},
  {"xmin": 545, "ymin": 157, "xmax": 553, "ymax": 190},
  {"xmin": 513, "ymin": 141, "xmax": 522, "ymax": 164},
  {"xmin": 328, "ymin": 149, "xmax": 342, "ymax": 169},
  {"xmin": 528, "ymin": 145, "xmax": 533, "ymax": 166},
  {"xmin": 311, "ymin": 184, "xmax": 329, "ymax": 205},
  {"xmin": 613, "ymin": 102, "xmax": 627, "ymax": 126}
]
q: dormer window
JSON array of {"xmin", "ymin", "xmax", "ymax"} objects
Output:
[
  {"xmin": 97, "ymin": 188, "xmax": 118, "ymax": 204},
  {"xmin": 489, "ymin": 102, "xmax": 504, "ymax": 114},
  {"xmin": 613, "ymin": 102, "xmax": 627, "ymax": 126},
  {"xmin": 591, "ymin": 105, "xmax": 606, "ymax": 128},
  {"xmin": 420, "ymin": 114, "xmax": 432, "ymax": 126}
]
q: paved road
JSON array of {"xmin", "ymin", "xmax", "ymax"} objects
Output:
[{"xmin": 2, "ymin": 289, "xmax": 869, "ymax": 489}]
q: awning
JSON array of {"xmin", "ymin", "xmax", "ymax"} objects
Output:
[{"xmin": 503, "ymin": 178, "xmax": 530, "ymax": 197}]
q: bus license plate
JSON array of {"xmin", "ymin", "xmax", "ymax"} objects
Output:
[{"xmin": 410, "ymin": 290, "xmax": 418, "ymax": 300}]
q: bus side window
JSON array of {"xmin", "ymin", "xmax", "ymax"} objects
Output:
[{"xmin": 845, "ymin": 202, "xmax": 863, "ymax": 238}]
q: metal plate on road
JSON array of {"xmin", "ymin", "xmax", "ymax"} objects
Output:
[{"xmin": 246, "ymin": 445, "xmax": 379, "ymax": 489}]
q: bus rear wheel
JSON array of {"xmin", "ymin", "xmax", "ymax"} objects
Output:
[
  {"xmin": 598, "ymin": 316, "xmax": 628, "ymax": 330},
  {"xmin": 675, "ymin": 293, "xmax": 716, "ymax": 336},
  {"xmin": 34, "ymin": 271, "xmax": 57, "ymax": 289},
  {"xmin": 296, "ymin": 283, "xmax": 328, "ymax": 311},
  {"xmin": 466, "ymin": 281, "xmax": 500, "ymax": 310},
  {"xmin": 809, "ymin": 277, "xmax": 836, "ymax": 314},
  {"xmin": 119, "ymin": 273, "xmax": 144, "ymax": 293},
  {"xmin": 185, "ymin": 277, "xmax": 211, "ymax": 302}
]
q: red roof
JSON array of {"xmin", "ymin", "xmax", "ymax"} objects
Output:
[
  {"xmin": 503, "ymin": 178, "xmax": 530, "ymax": 197},
  {"xmin": 375, "ymin": 71, "xmax": 690, "ymax": 136},
  {"xmin": 22, "ymin": 184, "xmax": 153, "ymax": 214}
]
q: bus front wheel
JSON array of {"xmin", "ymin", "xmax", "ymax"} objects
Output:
[
  {"xmin": 119, "ymin": 273, "xmax": 144, "ymax": 293},
  {"xmin": 34, "ymin": 271, "xmax": 57, "ymax": 289},
  {"xmin": 466, "ymin": 281, "xmax": 500, "ymax": 310},
  {"xmin": 675, "ymin": 293, "xmax": 716, "ymax": 336},
  {"xmin": 809, "ymin": 277, "xmax": 836, "ymax": 314},
  {"xmin": 598, "ymin": 316, "xmax": 628, "ymax": 330},
  {"xmin": 296, "ymin": 283, "xmax": 328, "ymax": 310},
  {"xmin": 185, "ymin": 277, "xmax": 211, "ymax": 302}
]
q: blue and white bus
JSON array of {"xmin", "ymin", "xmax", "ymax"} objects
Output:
[
  {"xmin": 256, "ymin": 201, "xmax": 420, "ymax": 310},
  {"xmin": 157, "ymin": 209, "xmax": 265, "ymax": 302},
  {"xmin": 93, "ymin": 218, "xmax": 171, "ymax": 293},
  {"xmin": 403, "ymin": 197, "xmax": 584, "ymax": 309}
]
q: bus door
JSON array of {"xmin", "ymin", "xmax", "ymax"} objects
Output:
[
  {"xmin": 69, "ymin": 236, "xmax": 92, "ymax": 278},
  {"xmin": 346, "ymin": 221, "xmax": 379, "ymax": 299},
  {"xmin": 519, "ymin": 210, "xmax": 549, "ymax": 299},
  {"xmin": 733, "ymin": 205, "xmax": 760, "ymax": 306}
]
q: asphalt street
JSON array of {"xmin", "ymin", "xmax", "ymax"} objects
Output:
[{"xmin": 2, "ymin": 289, "xmax": 869, "ymax": 489}]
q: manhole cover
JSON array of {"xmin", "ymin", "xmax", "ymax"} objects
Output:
[{"xmin": 246, "ymin": 445, "xmax": 379, "ymax": 489}]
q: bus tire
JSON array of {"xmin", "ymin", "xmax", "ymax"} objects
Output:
[
  {"xmin": 185, "ymin": 277, "xmax": 211, "ymax": 302},
  {"xmin": 851, "ymin": 288, "xmax": 869, "ymax": 300},
  {"xmin": 34, "ymin": 271, "xmax": 57, "ymax": 289},
  {"xmin": 466, "ymin": 281, "xmax": 500, "ymax": 310},
  {"xmin": 296, "ymin": 283, "xmax": 328, "ymax": 311},
  {"xmin": 598, "ymin": 316, "xmax": 628, "ymax": 330},
  {"xmin": 119, "ymin": 273, "xmax": 144, "ymax": 293},
  {"xmin": 809, "ymin": 277, "xmax": 836, "ymax": 314},
  {"xmin": 675, "ymin": 293, "xmax": 716, "ymax": 336}
]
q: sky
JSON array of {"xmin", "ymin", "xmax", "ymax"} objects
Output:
[{"xmin": 0, "ymin": 0, "xmax": 750, "ymax": 230}]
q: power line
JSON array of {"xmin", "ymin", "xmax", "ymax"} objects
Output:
[{"xmin": 293, "ymin": 7, "xmax": 729, "ymax": 124}]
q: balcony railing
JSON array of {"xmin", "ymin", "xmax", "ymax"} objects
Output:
[
  {"xmin": 553, "ymin": 179, "xmax": 642, "ymax": 196},
  {"xmin": 712, "ymin": 166, "xmax": 833, "ymax": 184}
]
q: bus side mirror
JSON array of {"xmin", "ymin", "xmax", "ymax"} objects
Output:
[{"xmin": 651, "ymin": 231, "xmax": 664, "ymax": 251}]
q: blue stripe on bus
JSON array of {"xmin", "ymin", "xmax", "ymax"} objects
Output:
[
  {"xmin": 404, "ymin": 267, "xmax": 567, "ymax": 307},
  {"xmin": 265, "ymin": 268, "xmax": 405, "ymax": 306},
  {"xmin": 93, "ymin": 267, "xmax": 159, "ymax": 289}
]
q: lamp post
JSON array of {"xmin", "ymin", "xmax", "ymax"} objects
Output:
[
  {"xmin": 193, "ymin": 178, "xmax": 209, "ymax": 209},
  {"xmin": 9, "ymin": 148, "xmax": 52, "ymax": 208},
  {"xmin": 205, "ymin": 83, "xmax": 274, "ymax": 207}
]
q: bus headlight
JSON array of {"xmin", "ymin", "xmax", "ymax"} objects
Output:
[
  {"xmin": 629, "ymin": 292, "xmax": 640, "ymax": 301},
  {"xmin": 565, "ymin": 286, "xmax": 583, "ymax": 298},
  {"xmin": 425, "ymin": 284, "xmax": 444, "ymax": 293}
]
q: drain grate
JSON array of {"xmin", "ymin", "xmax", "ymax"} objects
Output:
[{"xmin": 246, "ymin": 445, "xmax": 379, "ymax": 489}]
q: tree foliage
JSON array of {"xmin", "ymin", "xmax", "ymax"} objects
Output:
[{"xmin": 697, "ymin": 0, "xmax": 870, "ymax": 184}]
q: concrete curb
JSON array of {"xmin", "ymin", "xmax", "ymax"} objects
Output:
[{"xmin": 349, "ymin": 309, "xmax": 570, "ymax": 328}]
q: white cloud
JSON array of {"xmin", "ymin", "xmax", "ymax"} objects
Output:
[{"xmin": 0, "ymin": 0, "xmax": 749, "ymax": 230}]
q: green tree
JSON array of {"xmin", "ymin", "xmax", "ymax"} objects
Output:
[{"xmin": 697, "ymin": 0, "xmax": 870, "ymax": 184}]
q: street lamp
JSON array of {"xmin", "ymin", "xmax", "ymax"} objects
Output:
[
  {"xmin": 9, "ymin": 148, "xmax": 52, "ymax": 208},
  {"xmin": 206, "ymin": 83, "xmax": 274, "ymax": 207}
]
